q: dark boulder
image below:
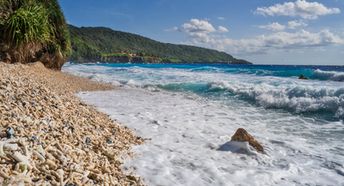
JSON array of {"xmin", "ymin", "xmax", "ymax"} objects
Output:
[{"xmin": 298, "ymin": 74, "xmax": 308, "ymax": 80}]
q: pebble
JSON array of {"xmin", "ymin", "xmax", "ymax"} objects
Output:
[
  {"xmin": 0, "ymin": 62, "xmax": 143, "ymax": 185},
  {"xmin": 106, "ymin": 138, "xmax": 113, "ymax": 144},
  {"xmin": 85, "ymin": 137, "xmax": 92, "ymax": 144},
  {"xmin": 6, "ymin": 127, "xmax": 14, "ymax": 138}
]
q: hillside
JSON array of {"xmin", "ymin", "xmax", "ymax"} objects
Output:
[{"xmin": 69, "ymin": 25, "xmax": 251, "ymax": 64}]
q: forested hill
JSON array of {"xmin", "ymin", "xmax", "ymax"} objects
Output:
[{"xmin": 69, "ymin": 25, "xmax": 251, "ymax": 64}]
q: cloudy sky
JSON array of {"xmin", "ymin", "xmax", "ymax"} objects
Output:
[{"xmin": 59, "ymin": 0, "xmax": 344, "ymax": 65}]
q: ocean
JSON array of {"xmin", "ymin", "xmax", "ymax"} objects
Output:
[{"xmin": 63, "ymin": 63, "xmax": 344, "ymax": 186}]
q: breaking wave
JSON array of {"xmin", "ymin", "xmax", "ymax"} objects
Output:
[
  {"xmin": 209, "ymin": 81, "xmax": 344, "ymax": 120},
  {"xmin": 312, "ymin": 69, "xmax": 344, "ymax": 82},
  {"xmin": 158, "ymin": 81, "xmax": 344, "ymax": 120}
]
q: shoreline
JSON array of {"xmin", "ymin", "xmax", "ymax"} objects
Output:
[
  {"xmin": 68, "ymin": 63, "xmax": 344, "ymax": 185},
  {"xmin": 0, "ymin": 62, "xmax": 144, "ymax": 185}
]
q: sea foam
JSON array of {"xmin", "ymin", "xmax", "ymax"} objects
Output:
[
  {"xmin": 64, "ymin": 63, "xmax": 344, "ymax": 186},
  {"xmin": 63, "ymin": 63, "xmax": 344, "ymax": 120},
  {"xmin": 78, "ymin": 88, "xmax": 344, "ymax": 186},
  {"xmin": 210, "ymin": 81, "xmax": 344, "ymax": 120},
  {"xmin": 313, "ymin": 69, "xmax": 344, "ymax": 82}
]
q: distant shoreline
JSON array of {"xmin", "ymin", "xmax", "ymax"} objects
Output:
[
  {"xmin": 66, "ymin": 61, "xmax": 344, "ymax": 68},
  {"xmin": 68, "ymin": 60, "xmax": 252, "ymax": 65}
]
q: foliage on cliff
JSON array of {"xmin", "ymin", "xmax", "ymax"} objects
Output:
[
  {"xmin": 0, "ymin": 0, "xmax": 70, "ymax": 70},
  {"xmin": 69, "ymin": 25, "xmax": 250, "ymax": 64}
]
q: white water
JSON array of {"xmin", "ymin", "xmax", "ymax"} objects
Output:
[
  {"xmin": 64, "ymin": 64, "xmax": 344, "ymax": 186},
  {"xmin": 314, "ymin": 69, "xmax": 344, "ymax": 82},
  {"xmin": 78, "ymin": 88, "xmax": 344, "ymax": 186},
  {"xmin": 64, "ymin": 64, "xmax": 344, "ymax": 120}
]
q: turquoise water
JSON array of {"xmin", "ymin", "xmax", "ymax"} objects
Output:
[
  {"xmin": 66, "ymin": 63, "xmax": 344, "ymax": 121},
  {"xmin": 75, "ymin": 63, "xmax": 344, "ymax": 81},
  {"xmin": 64, "ymin": 63, "xmax": 344, "ymax": 185}
]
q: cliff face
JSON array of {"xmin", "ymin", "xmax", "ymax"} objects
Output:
[{"xmin": 0, "ymin": 0, "xmax": 70, "ymax": 70}]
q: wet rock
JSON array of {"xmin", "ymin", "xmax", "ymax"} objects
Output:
[
  {"xmin": 6, "ymin": 127, "xmax": 14, "ymax": 138},
  {"xmin": 298, "ymin": 74, "xmax": 308, "ymax": 80},
  {"xmin": 231, "ymin": 128, "xmax": 264, "ymax": 153},
  {"xmin": 85, "ymin": 137, "xmax": 92, "ymax": 144}
]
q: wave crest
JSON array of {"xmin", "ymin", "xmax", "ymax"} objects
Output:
[
  {"xmin": 312, "ymin": 69, "xmax": 344, "ymax": 82},
  {"xmin": 210, "ymin": 81, "xmax": 344, "ymax": 120}
]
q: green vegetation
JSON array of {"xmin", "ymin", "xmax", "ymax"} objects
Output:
[
  {"xmin": 69, "ymin": 25, "xmax": 250, "ymax": 64},
  {"xmin": 0, "ymin": 1, "xmax": 249, "ymax": 67},
  {"xmin": 0, "ymin": 0, "xmax": 70, "ymax": 70}
]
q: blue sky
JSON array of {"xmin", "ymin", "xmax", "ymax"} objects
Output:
[{"xmin": 59, "ymin": 0, "xmax": 344, "ymax": 65}]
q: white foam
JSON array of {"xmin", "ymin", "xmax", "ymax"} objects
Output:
[
  {"xmin": 210, "ymin": 81, "xmax": 344, "ymax": 119},
  {"xmin": 313, "ymin": 69, "xmax": 344, "ymax": 81},
  {"xmin": 63, "ymin": 64, "xmax": 344, "ymax": 120},
  {"xmin": 78, "ymin": 88, "xmax": 344, "ymax": 186}
]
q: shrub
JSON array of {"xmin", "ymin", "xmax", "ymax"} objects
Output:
[{"xmin": 0, "ymin": 0, "xmax": 70, "ymax": 70}]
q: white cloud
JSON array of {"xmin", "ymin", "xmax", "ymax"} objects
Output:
[
  {"xmin": 179, "ymin": 19, "xmax": 215, "ymax": 43},
  {"xmin": 256, "ymin": 0, "xmax": 340, "ymax": 19},
  {"xmin": 259, "ymin": 22, "xmax": 286, "ymax": 31},
  {"xmin": 176, "ymin": 19, "xmax": 344, "ymax": 55},
  {"xmin": 217, "ymin": 16, "xmax": 225, "ymax": 20},
  {"xmin": 218, "ymin": 26, "xmax": 229, "ymax": 33},
  {"xmin": 259, "ymin": 20, "xmax": 308, "ymax": 31},
  {"xmin": 181, "ymin": 19, "xmax": 216, "ymax": 34},
  {"xmin": 178, "ymin": 19, "xmax": 229, "ymax": 42},
  {"xmin": 218, "ymin": 30, "xmax": 344, "ymax": 54},
  {"xmin": 185, "ymin": 29, "xmax": 344, "ymax": 55},
  {"xmin": 287, "ymin": 20, "xmax": 308, "ymax": 29}
]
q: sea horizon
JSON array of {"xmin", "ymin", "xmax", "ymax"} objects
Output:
[{"xmin": 69, "ymin": 61, "xmax": 344, "ymax": 67}]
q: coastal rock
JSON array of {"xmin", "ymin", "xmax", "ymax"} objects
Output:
[
  {"xmin": 231, "ymin": 128, "xmax": 264, "ymax": 153},
  {"xmin": 298, "ymin": 74, "xmax": 308, "ymax": 80}
]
